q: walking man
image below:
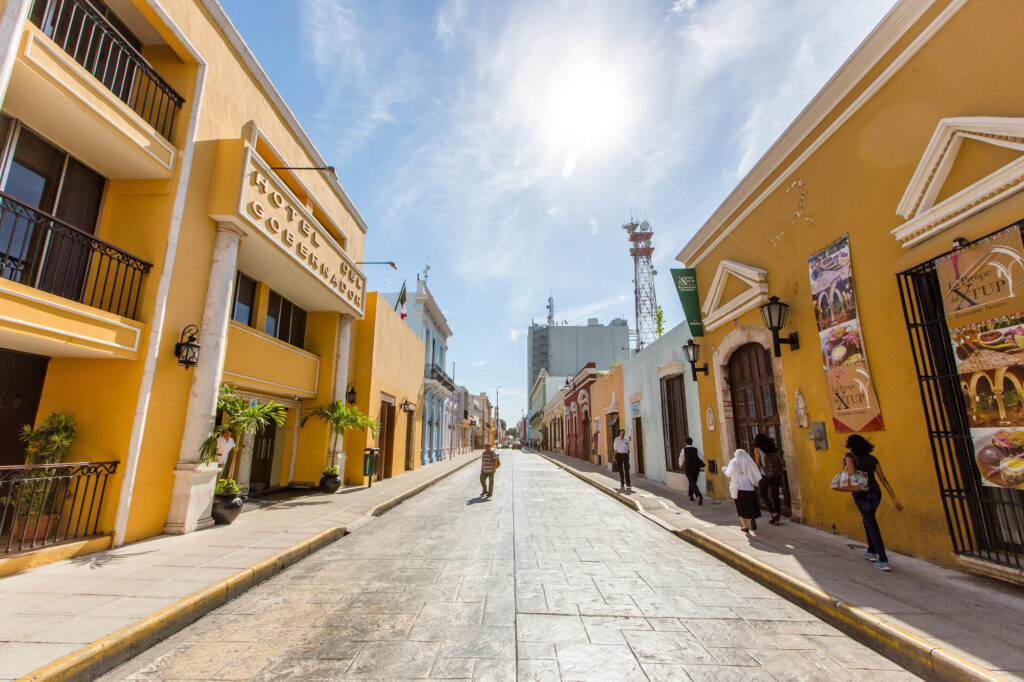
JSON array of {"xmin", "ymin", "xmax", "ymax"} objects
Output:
[
  {"xmin": 680, "ymin": 437, "xmax": 704, "ymax": 505},
  {"xmin": 612, "ymin": 429, "xmax": 632, "ymax": 491},
  {"xmin": 480, "ymin": 444, "xmax": 500, "ymax": 498}
]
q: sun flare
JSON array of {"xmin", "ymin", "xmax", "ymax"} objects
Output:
[{"xmin": 543, "ymin": 61, "xmax": 629, "ymax": 151}]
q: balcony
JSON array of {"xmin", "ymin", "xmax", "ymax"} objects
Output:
[
  {"xmin": 29, "ymin": 0, "xmax": 184, "ymax": 141},
  {"xmin": 0, "ymin": 191, "xmax": 151, "ymax": 319},
  {"xmin": 425, "ymin": 362, "xmax": 456, "ymax": 393},
  {"xmin": 0, "ymin": 460, "xmax": 118, "ymax": 556}
]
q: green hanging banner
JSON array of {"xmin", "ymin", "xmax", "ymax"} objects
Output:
[{"xmin": 671, "ymin": 268, "xmax": 704, "ymax": 337}]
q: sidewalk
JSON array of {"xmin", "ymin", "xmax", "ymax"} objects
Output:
[
  {"xmin": 0, "ymin": 450, "xmax": 482, "ymax": 681},
  {"xmin": 532, "ymin": 448, "xmax": 1024, "ymax": 681}
]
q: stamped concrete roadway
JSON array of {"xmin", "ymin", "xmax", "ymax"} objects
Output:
[{"xmin": 103, "ymin": 451, "xmax": 916, "ymax": 681}]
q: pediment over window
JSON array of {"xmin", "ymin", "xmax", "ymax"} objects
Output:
[
  {"xmin": 701, "ymin": 260, "xmax": 768, "ymax": 332},
  {"xmin": 893, "ymin": 117, "xmax": 1024, "ymax": 247}
]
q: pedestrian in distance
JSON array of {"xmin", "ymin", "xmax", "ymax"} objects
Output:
[
  {"xmin": 480, "ymin": 444, "xmax": 500, "ymax": 498},
  {"xmin": 612, "ymin": 429, "xmax": 632, "ymax": 491},
  {"xmin": 753, "ymin": 432, "xmax": 784, "ymax": 525},
  {"xmin": 679, "ymin": 437, "xmax": 704, "ymax": 505},
  {"xmin": 724, "ymin": 448, "xmax": 762, "ymax": 532},
  {"xmin": 844, "ymin": 434, "xmax": 903, "ymax": 571}
]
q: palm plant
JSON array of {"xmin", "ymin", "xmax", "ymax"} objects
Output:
[
  {"xmin": 301, "ymin": 401, "xmax": 380, "ymax": 468},
  {"xmin": 20, "ymin": 412, "xmax": 77, "ymax": 465},
  {"xmin": 200, "ymin": 385, "xmax": 286, "ymax": 479}
]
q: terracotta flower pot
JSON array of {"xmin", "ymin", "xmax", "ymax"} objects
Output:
[
  {"xmin": 319, "ymin": 474, "xmax": 342, "ymax": 494},
  {"xmin": 211, "ymin": 493, "xmax": 243, "ymax": 524}
]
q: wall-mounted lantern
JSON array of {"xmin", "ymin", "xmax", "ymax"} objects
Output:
[
  {"xmin": 682, "ymin": 338, "xmax": 709, "ymax": 382},
  {"xmin": 402, "ymin": 400, "xmax": 416, "ymax": 412},
  {"xmin": 346, "ymin": 382, "xmax": 357, "ymax": 404},
  {"xmin": 760, "ymin": 295, "xmax": 800, "ymax": 357},
  {"xmin": 174, "ymin": 325, "xmax": 200, "ymax": 370}
]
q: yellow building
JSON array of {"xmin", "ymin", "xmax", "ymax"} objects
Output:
[
  {"xmin": 588, "ymin": 365, "xmax": 624, "ymax": 467},
  {"xmin": 0, "ymin": 0, "xmax": 413, "ymax": 570},
  {"xmin": 677, "ymin": 0, "xmax": 1024, "ymax": 581},
  {"xmin": 541, "ymin": 385, "xmax": 567, "ymax": 454}
]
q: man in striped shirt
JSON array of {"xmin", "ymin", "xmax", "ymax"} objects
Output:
[{"xmin": 480, "ymin": 445, "xmax": 501, "ymax": 498}]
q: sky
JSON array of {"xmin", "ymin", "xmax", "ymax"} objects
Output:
[{"xmin": 219, "ymin": 0, "xmax": 897, "ymax": 419}]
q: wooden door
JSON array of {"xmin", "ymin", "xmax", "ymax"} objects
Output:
[
  {"xmin": 379, "ymin": 402, "xmax": 396, "ymax": 479},
  {"xmin": 606, "ymin": 412, "xmax": 619, "ymax": 466},
  {"xmin": 249, "ymin": 421, "xmax": 276, "ymax": 491},
  {"xmin": 728, "ymin": 343, "xmax": 791, "ymax": 515},
  {"xmin": 0, "ymin": 349, "xmax": 48, "ymax": 466},
  {"xmin": 633, "ymin": 416, "xmax": 646, "ymax": 476}
]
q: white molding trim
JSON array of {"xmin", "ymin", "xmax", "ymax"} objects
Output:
[
  {"xmin": 229, "ymin": 321, "xmax": 321, "ymax": 362},
  {"xmin": 700, "ymin": 260, "xmax": 769, "ymax": 332},
  {"xmin": 892, "ymin": 117, "xmax": 1024, "ymax": 247},
  {"xmin": 0, "ymin": 314, "xmax": 138, "ymax": 352},
  {"xmin": 678, "ymin": 0, "xmax": 966, "ymax": 268},
  {"xmin": 221, "ymin": 370, "xmax": 316, "ymax": 398},
  {"xmin": 656, "ymin": 362, "xmax": 688, "ymax": 379}
]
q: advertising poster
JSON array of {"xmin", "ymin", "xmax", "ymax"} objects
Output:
[
  {"xmin": 808, "ymin": 235, "xmax": 884, "ymax": 432},
  {"xmin": 670, "ymin": 268, "xmax": 704, "ymax": 337},
  {"xmin": 935, "ymin": 225, "xmax": 1024, "ymax": 489}
]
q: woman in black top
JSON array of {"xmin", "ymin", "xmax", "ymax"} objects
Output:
[
  {"xmin": 753, "ymin": 433, "xmax": 784, "ymax": 525},
  {"xmin": 843, "ymin": 435, "xmax": 903, "ymax": 571}
]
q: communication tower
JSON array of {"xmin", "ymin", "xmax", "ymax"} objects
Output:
[
  {"xmin": 623, "ymin": 219, "xmax": 658, "ymax": 351},
  {"xmin": 546, "ymin": 292, "xmax": 555, "ymax": 326}
]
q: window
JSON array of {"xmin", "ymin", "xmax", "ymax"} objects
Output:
[
  {"xmin": 264, "ymin": 288, "xmax": 306, "ymax": 347},
  {"xmin": 660, "ymin": 374, "xmax": 689, "ymax": 472},
  {"xmin": 231, "ymin": 272, "xmax": 256, "ymax": 326}
]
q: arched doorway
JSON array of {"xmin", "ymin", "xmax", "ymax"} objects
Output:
[{"xmin": 728, "ymin": 342, "xmax": 791, "ymax": 516}]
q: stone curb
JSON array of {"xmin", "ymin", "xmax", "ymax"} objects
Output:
[
  {"xmin": 366, "ymin": 452, "xmax": 483, "ymax": 517},
  {"xmin": 531, "ymin": 449, "xmax": 1002, "ymax": 682},
  {"xmin": 20, "ymin": 452, "xmax": 484, "ymax": 682},
  {"xmin": 19, "ymin": 526, "xmax": 346, "ymax": 682}
]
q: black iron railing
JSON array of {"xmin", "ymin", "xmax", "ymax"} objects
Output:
[
  {"xmin": 0, "ymin": 191, "xmax": 151, "ymax": 318},
  {"xmin": 898, "ymin": 236, "xmax": 1024, "ymax": 570},
  {"xmin": 425, "ymin": 363, "xmax": 456, "ymax": 392},
  {"xmin": 30, "ymin": 0, "xmax": 184, "ymax": 140},
  {"xmin": 0, "ymin": 460, "xmax": 118, "ymax": 555}
]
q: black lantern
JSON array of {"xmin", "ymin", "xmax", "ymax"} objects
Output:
[
  {"xmin": 174, "ymin": 325, "xmax": 201, "ymax": 369},
  {"xmin": 682, "ymin": 338, "xmax": 708, "ymax": 381},
  {"xmin": 346, "ymin": 382, "xmax": 357, "ymax": 404},
  {"xmin": 760, "ymin": 295, "xmax": 800, "ymax": 357},
  {"xmin": 402, "ymin": 400, "xmax": 416, "ymax": 412}
]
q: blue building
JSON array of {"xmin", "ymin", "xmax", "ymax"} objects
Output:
[{"xmin": 384, "ymin": 277, "xmax": 455, "ymax": 464}]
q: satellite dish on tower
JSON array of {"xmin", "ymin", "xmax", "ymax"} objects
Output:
[{"xmin": 639, "ymin": 220, "xmax": 650, "ymax": 231}]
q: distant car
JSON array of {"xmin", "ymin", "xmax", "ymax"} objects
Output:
[{"xmin": 513, "ymin": 440, "xmax": 522, "ymax": 449}]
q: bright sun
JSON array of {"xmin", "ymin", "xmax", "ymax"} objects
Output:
[{"xmin": 543, "ymin": 62, "xmax": 629, "ymax": 152}]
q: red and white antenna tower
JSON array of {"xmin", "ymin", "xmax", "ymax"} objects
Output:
[{"xmin": 623, "ymin": 219, "xmax": 658, "ymax": 351}]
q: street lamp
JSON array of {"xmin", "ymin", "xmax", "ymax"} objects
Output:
[
  {"xmin": 682, "ymin": 338, "xmax": 708, "ymax": 382},
  {"xmin": 760, "ymin": 296, "xmax": 800, "ymax": 357},
  {"xmin": 356, "ymin": 261, "xmax": 398, "ymax": 270}
]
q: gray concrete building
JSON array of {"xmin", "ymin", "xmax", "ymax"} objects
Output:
[{"xmin": 526, "ymin": 318, "xmax": 630, "ymax": 408}]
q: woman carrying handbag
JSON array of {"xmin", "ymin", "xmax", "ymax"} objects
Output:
[{"xmin": 841, "ymin": 435, "xmax": 903, "ymax": 571}]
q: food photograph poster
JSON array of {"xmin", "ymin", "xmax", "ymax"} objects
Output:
[
  {"xmin": 807, "ymin": 235, "xmax": 884, "ymax": 432},
  {"xmin": 935, "ymin": 224, "xmax": 1024, "ymax": 490}
]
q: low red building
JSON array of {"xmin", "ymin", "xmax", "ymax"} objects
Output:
[{"xmin": 564, "ymin": 363, "xmax": 598, "ymax": 461}]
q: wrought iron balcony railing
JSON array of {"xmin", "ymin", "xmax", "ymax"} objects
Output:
[
  {"xmin": 0, "ymin": 460, "xmax": 118, "ymax": 555},
  {"xmin": 425, "ymin": 363, "xmax": 456, "ymax": 392},
  {"xmin": 30, "ymin": 0, "xmax": 185, "ymax": 140},
  {"xmin": 0, "ymin": 191, "xmax": 151, "ymax": 318}
]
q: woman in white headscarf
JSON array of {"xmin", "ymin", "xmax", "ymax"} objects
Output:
[{"xmin": 724, "ymin": 448, "xmax": 763, "ymax": 532}]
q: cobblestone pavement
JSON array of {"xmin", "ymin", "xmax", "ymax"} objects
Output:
[{"xmin": 103, "ymin": 452, "xmax": 916, "ymax": 681}]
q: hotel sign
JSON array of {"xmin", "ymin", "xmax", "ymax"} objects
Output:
[{"xmin": 240, "ymin": 154, "xmax": 365, "ymax": 310}]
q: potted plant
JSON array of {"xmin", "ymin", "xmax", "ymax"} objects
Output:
[
  {"xmin": 211, "ymin": 478, "xmax": 243, "ymax": 525},
  {"xmin": 15, "ymin": 413, "xmax": 77, "ymax": 542},
  {"xmin": 301, "ymin": 401, "xmax": 380, "ymax": 490},
  {"xmin": 200, "ymin": 385, "xmax": 287, "ymax": 477},
  {"xmin": 319, "ymin": 465, "xmax": 341, "ymax": 493}
]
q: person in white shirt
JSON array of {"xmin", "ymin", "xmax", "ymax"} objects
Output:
[
  {"xmin": 215, "ymin": 431, "xmax": 236, "ymax": 471},
  {"xmin": 612, "ymin": 429, "xmax": 632, "ymax": 490}
]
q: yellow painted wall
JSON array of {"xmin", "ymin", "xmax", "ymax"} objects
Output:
[
  {"xmin": 682, "ymin": 0, "xmax": 1024, "ymax": 566},
  {"xmin": 342, "ymin": 293, "xmax": 425, "ymax": 485},
  {"xmin": 589, "ymin": 365, "xmax": 625, "ymax": 465}
]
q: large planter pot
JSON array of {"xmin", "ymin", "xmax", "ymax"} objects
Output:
[
  {"xmin": 12, "ymin": 513, "xmax": 58, "ymax": 543},
  {"xmin": 319, "ymin": 474, "xmax": 342, "ymax": 494},
  {"xmin": 211, "ymin": 493, "xmax": 243, "ymax": 525}
]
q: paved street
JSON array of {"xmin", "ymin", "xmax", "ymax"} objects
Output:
[{"xmin": 103, "ymin": 451, "xmax": 915, "ymax": 681}]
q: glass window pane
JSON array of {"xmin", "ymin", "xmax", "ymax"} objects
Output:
[
  {"xmin": 276, "ymin": 298, "xmax": 293, "ymax": 342},
  {"xmin": 265, "ymin": 290, "xmax": 281, "ymax": 337},
  {"xmin": 232, "ymin": 273, "xmax": 255, "ymax": 326},
  {"xmin": 290, "ymin": 305, "xmax": 306, "ymax": 347},
  {"xmin": 761, "ymin": 384, "xmax": 776, "ymax": 417},
  {"xmin": 4, "ymin": 127, "xmax": 63, "ymax": 212}
]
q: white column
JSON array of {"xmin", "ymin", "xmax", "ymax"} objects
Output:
[
  {"xmin": 164, "ymin": 223, "xmax": 245, "ymax": 535},
  {"xmin": 331, "ymin": 315, "xmax": 353, "ymax": 471},
  {"xmin": 0, "ymin": 0, "xmax": 30, "ymax": 106}
]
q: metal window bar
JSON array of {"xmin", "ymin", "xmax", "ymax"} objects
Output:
[
  {"xmin": 898, "ymin": 256, "xmax": 1024, "ymax": 570},
  {"xmin": 31, "ymin": 0, "xmax": 184, "ymax": 140},
  {"xmin": 425, "ymin": 363, "xmax": 456, "ymax": 392},
  {"xmin": 0, "ymin": 190, "xmax": 151, "ymax": 318},
  {"xmin": 0, "ymin": 461, "xmax": 118, "ymax": 555}
]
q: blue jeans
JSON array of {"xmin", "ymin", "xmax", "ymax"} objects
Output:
[{"xmin": 853, "ymin": 491, "xmax": 886, "ymax": 561}]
